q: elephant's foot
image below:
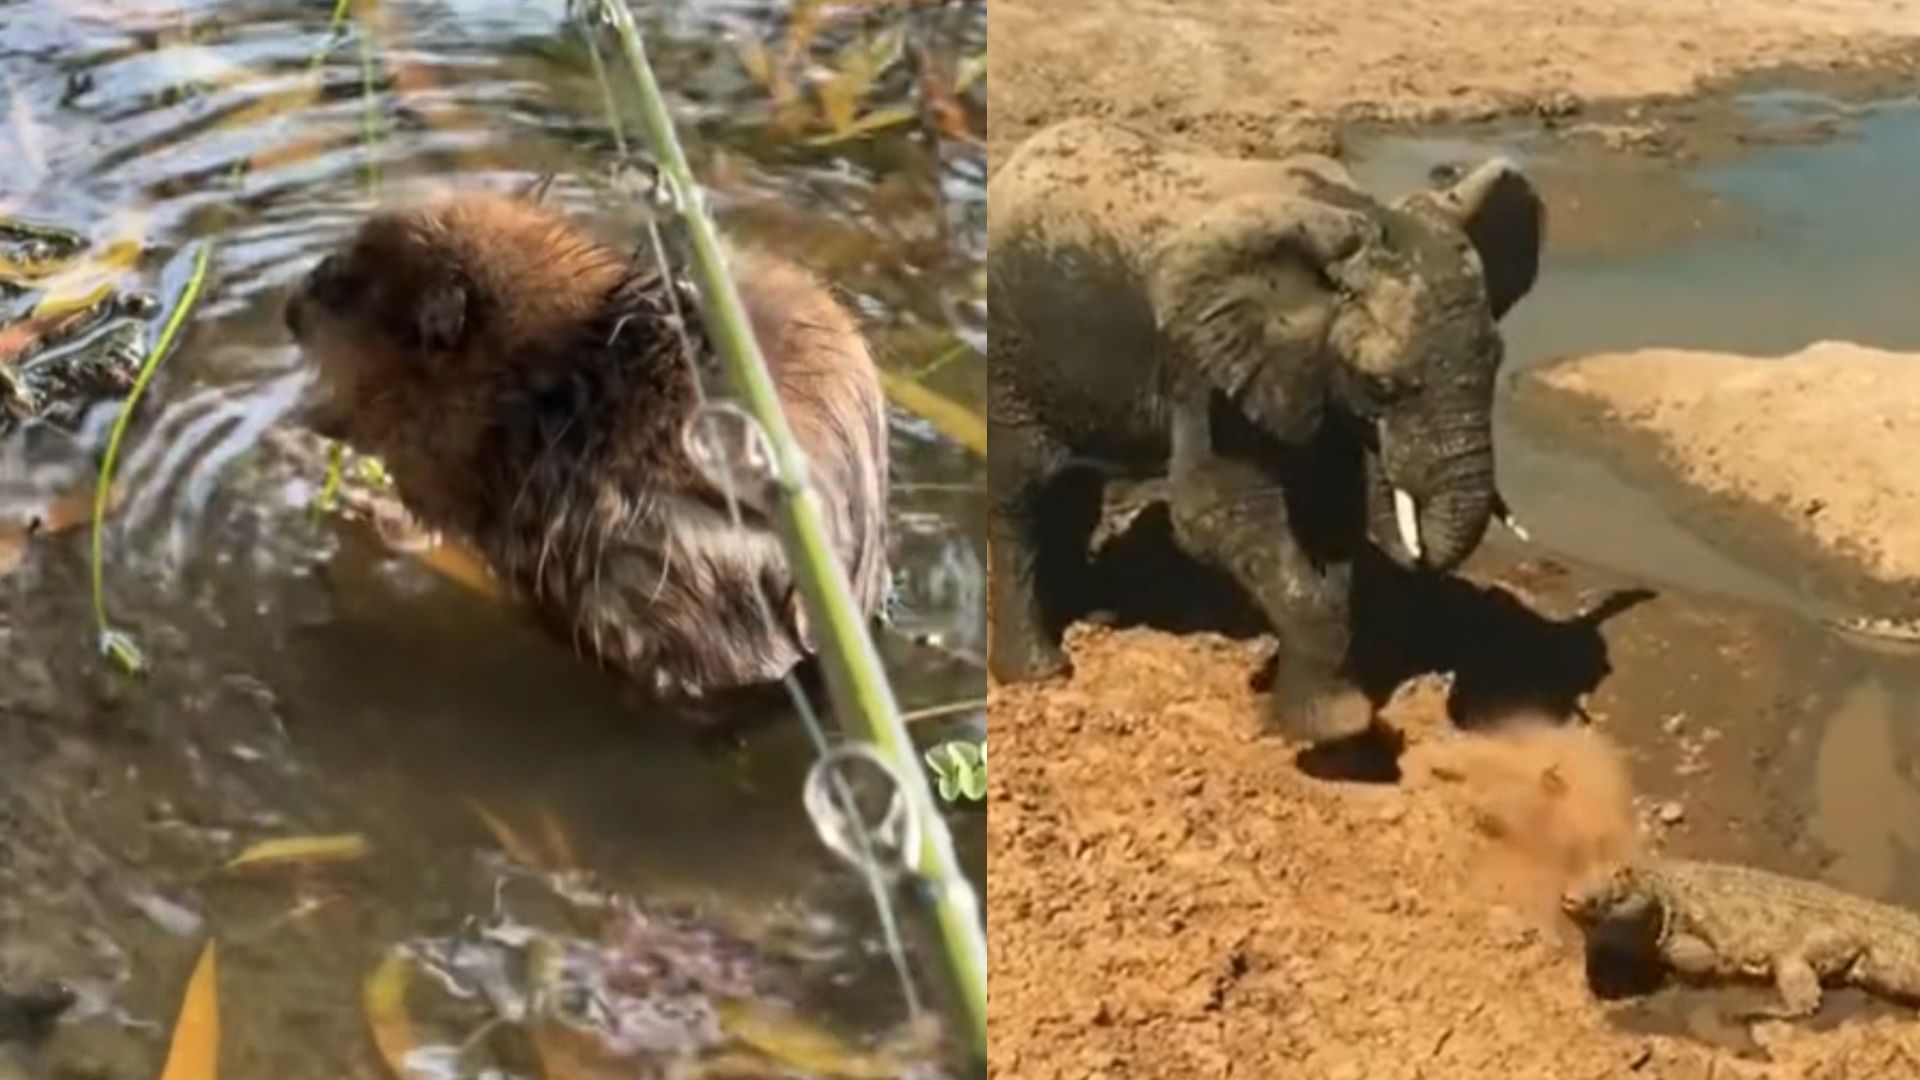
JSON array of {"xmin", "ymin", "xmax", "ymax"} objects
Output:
[{"xmin": 1265, "ymin": 670, "xmax": 1374, "ymax": 745}]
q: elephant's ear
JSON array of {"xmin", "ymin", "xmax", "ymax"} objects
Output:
[
  {"xmin": 1148, "ymin": 194, "xmax": 1369, "ymax": 444},
  {"xmin": 1419, "ymin": 158, "xmax": 1544, "ymax": 321}
]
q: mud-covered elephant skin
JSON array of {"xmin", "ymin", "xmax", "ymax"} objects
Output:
[{"xmin": 987, "ymin": 119, "xmax": 1545, "ymax": 743}]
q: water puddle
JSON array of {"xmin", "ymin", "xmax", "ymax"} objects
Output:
[
  {"xmin": 1810, "ymin": 677, "xmax": 1920, "ymax": 899},
  {"xmin": 1, "ymin": 0, "xmax": 983, "ymax": 1075}
]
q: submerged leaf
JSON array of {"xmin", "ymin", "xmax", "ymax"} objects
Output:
[
  {"xmin": 363, "ymin": 950, "xmax": 426, "ymax": 1080},
  {"xmin": 466, "ymin": 799, "xmax": 549, "ymax": 870},
  {"xmin": 716, "ymin": 1000, "xmax": 905, "ymax": 1080},
  {"xmin": 225, "ymin": 833, "xmax": 370, "ymax": 870},
  {"xmin": 815, "ymin": 73, "xmax": 862, "ymax": 135},
  {"xmin": 805, "ymin": 104, "xmax": 917, "ymax": 146},
  {"xmin": 416, "ymin": 540, "xmax": 498, "ymax": 598},
  {"xmin": 877, "ymin": 370, "xmax": 985, "ymax": 457},
  {"xmin": 533, "ymin": 805, "xmax": 580, "ymax": 873},
  {"xmin": 30, "ymin": 235, "xmax": 143, "ymax": 318},
  {"xmin": 955, "ymin": 53, "xmax": 985, "ymax": 95},
  {"xmin": 736, "ymin": 38, "xmax": 776, "ymax": 90},
  {"xmin": 0, "ymin": 524, "xmax": 26, "ymax": 579},
  {"xmin": 159, "ymin": 941, "xmax": 219, "ymax": 1080},
  {"xmin": 837, "ymin": 23, "xmax": 906, "ymax": 89}
]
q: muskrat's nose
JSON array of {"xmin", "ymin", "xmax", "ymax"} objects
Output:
[{"xmin": 284, "ymin": 294, "xmax": 305, "ymax": 339}]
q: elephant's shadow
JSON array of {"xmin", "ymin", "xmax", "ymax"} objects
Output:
[{"xmin": 1073, "ymin": 495, "xmax": 1656, "ymax": 735}]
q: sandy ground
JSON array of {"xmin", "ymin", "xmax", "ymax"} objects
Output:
[
  {"xmin": 989, "ymin": 624, "xmax": 1920, "ymax": 1080},
  {"xmin": 988, "ymin": 0, "xmax": 1920, "ymax": 165},
  {"xmin": 1531, "ymin": 343, "xmax": 1920, "ymax": 599},
  {"xmin": 988, "ymin": 0, "xmax": 1920, "ymax": 1076}
]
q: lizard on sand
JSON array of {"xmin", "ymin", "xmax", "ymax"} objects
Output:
[{"xmin": 1561, "ymin": 857, "xmax": 1920, "ymax": 1018}]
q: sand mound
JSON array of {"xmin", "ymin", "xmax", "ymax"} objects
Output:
[{"xmin": 1535, "ymin": 342, "xmax": 1920, "ymax": 590}]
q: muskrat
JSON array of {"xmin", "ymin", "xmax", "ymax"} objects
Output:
[{"xmin": 283, "ymin": 190, "xmax": 891, "ymax": 703}]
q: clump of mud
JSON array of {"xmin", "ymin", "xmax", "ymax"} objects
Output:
[{"xmin": 1417, "ymin": 718, "xmax": 1644, "ymax": 917}]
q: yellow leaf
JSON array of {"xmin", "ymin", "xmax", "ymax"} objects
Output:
[
  {"xmin": 31, "ymin": 280, "xmax": 115, "ymax": 319},
  {"xmin": 955, "ymin": 53, "xmax": 985, "ymax": 94},
  {"xmin": 844, "ymin": 23, "xmax": 906, "ymax": 84},
  {"xmin": 781, "ymin": 0, "xmax": 822, "ymax": 62},
  {"xmin": 363, "ymin": 950, "xmax": 424, "ymax": 1080},
  {"xmin": 716, "ymin": 1000, "xmax": 903, "ymax": 1080},
  {"xmin": 415, "ymin": 539, "xmax": 498, "ymax": 599},
  {"xmin": 736, "ymin": 38, "xmax": 775, "ymax": 89},
  {"xmin": 466, "ymin": 799, "xmax": 548, "ymax": 870},
  {"xmin": 533, "ymin": 804, "xmax": 580, "ymax": 873},
  {"xmin": 30, "ymin": 235, "xmax": 144, "ymax": 319},
  {"xmin": 771, "ymin": 99, "xmax": 813, "ymax": 138},
  {"xmin": 804, "ymin": 104, "xmax": 918, "ymax": 146},
  {"xmin": 815, "ymin": 73, "xmax": 862, "ymax": 135},
  {"xmin": 0, "ymin": 523, "xmax": 26, "ymax": 579},
  {"xmin": 225, "ymin": 81, "xmax": 323, "ymax": 131},
  {"xmin": 159, "ymin": 941, "xmax": 219, "ymax": 1080},
  {"xmin": 224, "ymin": 833, "xmax": 370, "ymax": 870},
  {"xmin": 878, "ymin": 370, "xmax": 985, "ymax": 457}
]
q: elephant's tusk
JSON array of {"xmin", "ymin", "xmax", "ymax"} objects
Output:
[
  {"xmin": 1393, "ymin": 488, "xmax": 1423, "ymax": 561},
  {"xmin": 1492, "ymin": 491, "xmax": 1532, "ymax": 543}
]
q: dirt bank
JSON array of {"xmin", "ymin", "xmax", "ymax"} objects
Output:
[
  {"xmin": 1524, "ymin": 342, "xmax": 1920, "ymax": 617},
  {"xmin": 989, "ymin": 0, "xmax": 1920, "ymax": 165},
  {"xmin": 987, "ymin": 625, "xmax": 1920, "ymax": 1080},
  {"xmin": 987, "ymin": 550, "xmax": 1920, "ymax": 1079}
]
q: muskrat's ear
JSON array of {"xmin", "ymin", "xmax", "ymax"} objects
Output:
[{"xmin": 414, "ymin": 273, "xmax": 470, "ymax": 352}]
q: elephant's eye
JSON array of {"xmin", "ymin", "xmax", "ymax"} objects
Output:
[{"xmin": 1361, "ymin": 372, "xmax": 1416, "ymax": 408}]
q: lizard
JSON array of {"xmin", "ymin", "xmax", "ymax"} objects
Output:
[{"xmin": 1561, "ymin": 857, "xmax": 1920, "ymax": 1018}]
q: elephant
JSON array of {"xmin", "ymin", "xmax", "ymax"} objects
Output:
[{"xmin": 986, "ymin": 119, "xmax": 1545, "ymax": 743}]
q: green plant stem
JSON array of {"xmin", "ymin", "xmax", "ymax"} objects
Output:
[
  {"xmin": 90, "ymin": 242, "xmax": 215, "ymax": 654},
  {"xmin": 594, "ymin": 1, "xmax": 986, "ymax": 1059},
  {"xmin": 356, "ymin": 6, "xmax": 382, "ymax": 195}
]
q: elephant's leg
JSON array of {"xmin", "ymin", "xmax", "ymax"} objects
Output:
[
  {"xmin": 986, "ymin": 414, "xmax": 1094, "ymax": 684},
  {"xmin": 1166, "ymin": 394, "xmax": 1372, "ymax": 743}
]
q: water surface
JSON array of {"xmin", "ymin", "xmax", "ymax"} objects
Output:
[{"xmin": 0, "ymin": 1, "xmax": 985, "ymax": 1074}]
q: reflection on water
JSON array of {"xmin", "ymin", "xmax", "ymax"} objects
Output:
[
  {"xmin": 0, "ymin": 0, "xmax": 983, "ymax": 1074},
  {"xmin": 1811, "ymin": 678, "xmax": 1920, "ymax": 901}
]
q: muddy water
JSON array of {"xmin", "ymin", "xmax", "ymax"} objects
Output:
[
  {"xmin": 1353, "ymin": 97, "xmax": 1920, "ymax": 911},
  {"xmin": 1, "ymin": 1, "xmax": 983, "ymax": 1076}
]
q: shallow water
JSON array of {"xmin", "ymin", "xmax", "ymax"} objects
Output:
[
  {"xmin": 1355, "ymin": 96, "xmax": 1920, "ymax": 606},
  {"xmin": 1354, "ymin": 96, "xmax": 1920, "ymax": 907},
  {"xmin": 0, "ymin": 0, "xmax": 984, "ymax": 1075}
]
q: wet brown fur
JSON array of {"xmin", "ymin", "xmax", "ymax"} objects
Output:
[{"xmin": 285, "ymin": 191, "xmax": 890, "ymax": 703}]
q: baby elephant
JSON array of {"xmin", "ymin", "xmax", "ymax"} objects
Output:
[{"xmin": 987, "ymin": 120, "xmax": 1544, "ymax": 743}]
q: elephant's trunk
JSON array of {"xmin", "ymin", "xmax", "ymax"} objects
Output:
[
  {"xmin": 1409, "ymin": 416, "xmax": 1495, "ymax": 570},
  {"xmin": 1370, "ymin": 392, "xmax": 1497, "ymax": 572}
]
